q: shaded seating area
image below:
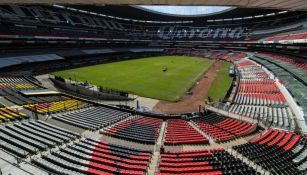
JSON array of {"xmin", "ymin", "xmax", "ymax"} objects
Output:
[
  {"xmin": 215, "ymin": 52, "xmax": 247, "ymax": 62},
  {"xmin": 164, "ymin": 119, "xmax": 209, "ymax": 145},
  {"xmin": 157, "ymin": 148, "xmax": 259, "ymax": 175},
  {"xmin": 0, "ymin": 76, "xmax": 41, "ymax": 90},
  {"xmin": 105, "ymin": 116, "xmax": 162, "ymax": 144},
  {"xmin": 33, "ymin": 138, "xmax": 152, "ymax": 175},
  {"xmin": 0, "ymin": 54, "xmax": 64, "ymax": 69},
  {"xmin": 260, "ymin": 53, "xmax": 307, "ymax": 71},
  {"xmin": 4, "ymin": 90, "xmax": 67, "ymax": 106},
  {"xmin": 0, "ymin": 120, "xmax": 80, "ymax": 158},
  {"xmin": 234, "ymin": 128, "xmax": 307, "ymax": 174},
  {"xmin": 53, "ymin": 106, "xmax": 131, "ymax": 130},
  {"xmin": 193, "ymin": 114, "xmax": 257, "ymax": 142}
]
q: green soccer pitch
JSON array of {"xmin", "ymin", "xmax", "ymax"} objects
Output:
[
  {"xmin": 53, "ymin": 56, "xmax": 214, "ymax": 102},
  {"xmin": 206, "ymin": 61, "xmax": 233, "ymax": 102}
]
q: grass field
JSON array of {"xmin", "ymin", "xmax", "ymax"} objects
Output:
[
  {"xmin": 206, "ymin": 61, "xmax": 233, "ymax": 102},
  {"xmin": 53, "ymin": 56, "xmax": 214, "ymax": 102}
]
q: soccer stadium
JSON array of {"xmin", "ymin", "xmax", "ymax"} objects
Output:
[{"xmin": 0, "ymin": 1, "xmax": 306, "ymax": 174}]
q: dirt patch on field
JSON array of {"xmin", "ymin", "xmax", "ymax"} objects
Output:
[{"xmin": 153, "ymin": 60, "xmax": 224, "ymax": 114}]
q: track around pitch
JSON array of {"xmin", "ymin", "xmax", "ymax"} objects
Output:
[{"xmin": 153, "ymin": 60, "xmax": 224, "ymax": 114}]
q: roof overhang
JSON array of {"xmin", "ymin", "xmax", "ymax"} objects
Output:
[{"xmin": 2, "ymin": 0, "xmax": 307, "ymax": 11}]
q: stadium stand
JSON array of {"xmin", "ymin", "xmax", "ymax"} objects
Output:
[
  {"xmin": 261, "ymin": 31, "xmax": 307, "ymax": 44},
  {"xmin": 0, "ymin": 54, "xmax": 64, "ymax": 69},
  {"xmin": 0, "ymin": 5, "xmax": 304, "ymax": 43},
  {"xmin": 52, "ymin": 106, "xmax": 131, "ymax": 130},
  {"xmin": 0, "ymin": 76, "xmax": 41, "ymax": 91},
  {"xmin": 215, "ymin": 52, "xmax": 248, "ymax": 62},
  {"xmin": 0, "ymin": 2, "xmax": 306, "ymax": 174},
  {"xmin": 3, "ymin": 90, "xmax": 50, "ymax": 105},
  {"xmin": 251, "ymin": 21, "xmax": 304, "ymax": 38},
  {"xmin": 257, "ymin": 53, "xmax": 307, "ymax": 81},
  {"xmin": 33, "ymin": 138, "xmax": 152, "ymax": 175},
  {"xmin": 157, "ymin": 148, "xmax": 259, "ymax": 174},
  {"xmin": 249, "ymin": 56, "xmax": 307, "ymax": 125},
  {"xmin": 104, "ymin": 116, "xmax": 163, "ymax": 144},
  {"xmin": 23, "ymin": 96, "xmax": 87, "ymax": 114},
  {"xmin": 156, "ymin": 26, "xmax": 248, "ymax": 40},
  {"xmin": 234, "ymin": 128, "xmax": 307, "ymax": 174},
  {"xmin": 0, "ymin": 83, "xmax": 88, "ymax": 114},
  {"xmin": 192, "ymin": 114, "xmax": 257, "ymax": 142},
  {"xmin": 164, "ymin": 119, "xmax": 209, "ymax": 145},
  {"xmin": 0, "ymin": 120, "xmax": 80, "ymax": 158},
  {"xmin": 0, "ymin": 106, "xmax": 29, "ymax": 122},
  {"xmin": 229, "ymin": 60, "xmax": 295, "ymax": 129}
]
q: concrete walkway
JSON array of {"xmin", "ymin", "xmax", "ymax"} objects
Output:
[{"xmin": 147, "ymin": 121, "xmax": 167, "ymax": 175}]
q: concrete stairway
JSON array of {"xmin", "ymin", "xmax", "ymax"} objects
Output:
[
  {"xmin": 147, "ymin": 150, "xmax": 160, "ymax": 175},
  {"xmin": 157, "ymin": 121, "xmax": 167, "ymax": 146},
  {"xmin": 189, "ymin": 121, "xmax": 215, "ymax": 144},
  {"xmin": 35, "ymin": 74, "xmax": 58, "ymax": 91},
  {"xmin": 146, "ymin": 121, "xmax": 167, "ymax": 175}
]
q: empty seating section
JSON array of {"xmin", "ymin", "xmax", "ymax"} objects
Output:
[
  {"xmin": 216, "ymin": 52, "xmax": 247, "ymax": 62},
  {"xmin": 105, "ymin": 116, "xmax": 162, "ymax": 144},
  {"xmin": 164, "ymin": 119, "xmax": 209, "ymax": 145},
  {"xmin": 0, "ymin": 77, "xmax": 86, "ymax": 115},
  {"xmin": 250, "ymin": 56, "xmax": 307, "ymax": 124},
  {"xmin": 260, "ymin": 53, "xmax": 307, "ymax": 71},
  {"xmin": 157, "ymin": 149, "xmax": 259, "ymax": 175},
  {"xmin": 0, "ymin": 54, "xmax": 64, "ymax": 69},
  {"xmin": 193, "ymin": 114, "xmax": 256, "ymax": 142},
  {"xmin": 234, "ymin": 90, "xmax": 286, "ymax": 106},
  {"xmin": 263, "ymin": 32, "xmax": 307, "ymax": 43},
  {"xmin": 3, "ymin": 90, "xmax": 64, "ymax": 105},
  {"xmin": 23, "ymin": 96, "xmax": 87, "ymax": 114},
  {"xmin": 0, "ymin": 120, "xmax": 80, "ymax": 158},
  {"xmin": 53, "ymin": 106, "xmax": 130, "ymax": 130},
  {"xmin": 33, "ymin": 138, "xmax": 152, "ymax": 175},
  {"xmin": 238, "ymin": 80, "xmax": 281, "ymax": 94},
  {"xmin": 0, "ymin": 76, "xmax": 40, "ymax": 90},
  {"xmin": 234, "ymin": 128, "xmax": 307, "ymax": 174},
  {"xmin": 0, "ymin": 5, "xmax": 249, "ymax": 41},
  {"xmin": 181, "ymin": 51, "xmax": 244, "ymax": 62},
  {"xmin": 0, "ymin": 107, "xmax": 29, "ymax": 122},
  {"xmin": 256, "ymin": 53, "xmax": 307, "ymax": 85},
  {"xmin": 229, "ymin": 104, "xmax": 295, "ymax": 128},
  {"xmin": 230, "ymin": 60, "xmax": 294, "ymax": 128}
]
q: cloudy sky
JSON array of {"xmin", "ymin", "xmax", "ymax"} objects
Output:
[{"xmin": 138, "ymin": 6, "xmax": 233, "ymax": 16}]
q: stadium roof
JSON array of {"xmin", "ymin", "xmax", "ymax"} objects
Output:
[
  {"xmin": 5, "ymin": 0, "xmax": 307, "ymax": 11},
  {"xmin": 66, "ymin": 5, "xmax": 294, "ymax": 22}
]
